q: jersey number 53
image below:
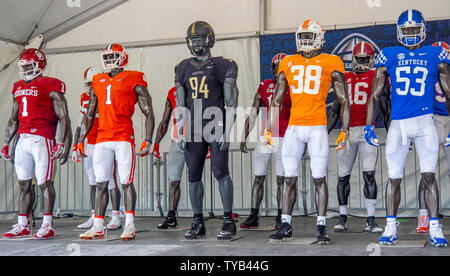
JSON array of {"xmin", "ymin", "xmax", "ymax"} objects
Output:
[{"xmin": 395, "ymin": 66, "xmax": 428, "ymax": 96}]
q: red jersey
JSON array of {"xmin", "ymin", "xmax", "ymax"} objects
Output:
[
  {"xmin": 258, "ymin": 79, "xmax": 291, "ymax": 137},
  {"xmin": 12, "ymin": 76, "xmax": 66, "ymax": 140},
  {"xmin": 345, "ymin": 69, "xmax": 376, "ymax": 127},
  {"xmin": 80, "ymin": 91, "xmax": 99, "ymax": 145},
  {"xmin": 91, "ymin": 70, "xmax": 147, "ymax": 144},
  {"xmin": 166, "ymin": 87, "xmax": 179, "ymax": 140}
]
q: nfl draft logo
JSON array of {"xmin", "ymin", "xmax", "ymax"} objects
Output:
[{"xmin": 331, "ymin": 33, "xmax": 381, "ymax": 71}]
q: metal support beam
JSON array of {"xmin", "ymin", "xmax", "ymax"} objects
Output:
[
  {"xmin": 259, "ymin": 0, "xmax": 266, "ymax": 35},
  {"xmin": 44, "ymin": 31, "xmax": 259, "ymax": 55},
  {"xmin": 42, "ymin": 0, "xmax": 128, "ymax": 43}
]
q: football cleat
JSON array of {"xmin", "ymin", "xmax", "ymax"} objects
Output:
[
  {"xmin": 2, "ymin": 224, "xmax": 30, "ymax": 239},
  {"xmin": 316, "ymin": 225, "xmax": 330, "ymax": 244},
  {"xmin": 77, "ymin": 218, "xmax": 94, "ymax": 229},
  {"xmin": 379, "ymin": 222, "xmax": 399, "ymax": 245},
  {"xmin": 239, "ymin": 213, "xmax": 259, "ymax": 229},
  {"xmin": 34, "ymin": 223, "xmax": 54, "ymax": 240},
  {"xmin": 106, "ymin": 215, "xmax": 122, "ymax": 230},
  {"xmin": 184, "ymin": 218, "xmax": 206, "ymax": 240},
  {"xmin": 217, "ymin": 218, "xmax": 237, "ymax": 240},
  {"xmin": 416, "ymin": 215, "xmax": 429, "ymax": 233},
  {"xmin": 365, "ymin": 216, "xmax": 383, "ymax": 233},
  {"xmin": 80, "ymin": 225, "xmax": 104, "ymax": 240},
  {"xmin": 429, "ymin": 224, "xmax": 448, "ymax": 248},
  {"xmin": 157, "ymin": 215, "xmax": 178, "ymax": 229},
  {"xmin": 334, "ymin": 215, "xmax": 348, "ymax": 232},
  {"xmin": 120, "ymin": 223, "xmax": 135, "ymax": 240},
  {"xmin": 269, "ymin": 222, "xmax": 293, "ymax": 242}
]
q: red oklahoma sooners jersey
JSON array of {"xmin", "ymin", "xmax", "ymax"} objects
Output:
[
  {"xmin": 258, "ymin": 79, "xmax": 291, "ymax": 137},
  {"xmin": 345, "ymin": 69, "xmax": 376, "ymax": 127},
  {"xmin": 91, "ymin": 70, "xmax": 147, "ymax": 144},
  {"xmin": 12, "ymin": 76, "xmax": 66, "ymax": 140},
  {"xmin": 80, "ymin": 91, "xmax": 99, "ymax": 145}
]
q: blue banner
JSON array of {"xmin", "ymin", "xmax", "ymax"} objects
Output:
[{"xmin": 259, "ymin": 19, "xmax": 450, "ymax": 128}]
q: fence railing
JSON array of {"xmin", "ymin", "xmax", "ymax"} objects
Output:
[{"xmin": 1, "ymin": 143, "xmax": 450, "ymax": 219}]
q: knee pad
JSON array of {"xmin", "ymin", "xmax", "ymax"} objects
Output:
[
  {"xmin": 212, "ymin": 164, "xmax": 229, "ymax": 180},
  {"xmin": 363, "ymin": 171, "xmax": 377, "ymax": 199},
  {"xmin": 337, "ymin": 175, "xmax": 351, "ymax": 206}
]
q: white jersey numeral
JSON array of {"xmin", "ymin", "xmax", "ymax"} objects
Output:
[
  {"xmin": 435, "ymin": 82, "xmax": 446, "ymax": 103},
  {"xmin": 105, "ymin": 84, "xmax": 112, "ymax": 105},
  {"xmin": 348, "ymin": 82, "xmax": 369, "ymax": 105},
  {"xmin": 22, "ymin": 97, "xmax": 28, "ymax": 117},
  {"xmin": 290, "ymin": 65, "xmax": 322, "ymax": 95},
  {"xmin": 395, "ymin": 66, "xmax": 428, "ymax": 96}
]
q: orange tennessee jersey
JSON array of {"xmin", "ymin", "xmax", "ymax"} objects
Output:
[
  {"xmin": 91, "ymin": 70, "xmax": 147, "ymax": 144},
  {"xmin": 80, "ymin": 91, "xmax": 99, "ymax": 145},
  {"xmin": 278, "ymin": 53, "xmax": 345, "ymax": 126}
]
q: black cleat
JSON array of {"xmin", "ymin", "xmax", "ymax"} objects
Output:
[
  {"xmin": 217, "ymin": 218, "xmax": 237, "ymax": 240},
  {"xmin": 240, "ymin": 213, "xmax": 259, "ymax": 229},
  {"xmin": 334, "ymin": 215, "xmax": 348, "ymax": 232},
  {"xmin": 157, "ymin": 215, "xmax": 177, "ymax": 229},
  {"xmin": 316, "ymin": 225, "xmax": 330, "ymax": 245},
  {"xmin": 365, "ymin": 216, "xmax": 383, "ymax": 233},
  {"xmin": 184, "ymin": 218, "xmax": 206, "ymax": 240},
  {"xmin": 269, "ymin": 222, "xmax": 293, "ymax": 242}
]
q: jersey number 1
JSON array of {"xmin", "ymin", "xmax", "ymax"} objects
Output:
[{"xmin": 105, "ymin": 84, "xmax": 112, "ymax": 105}]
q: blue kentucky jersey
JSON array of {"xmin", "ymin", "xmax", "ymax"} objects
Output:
[
  {"xmin": 375, "ymin": 45, "xmax": 450, "ymax": 120},
  {"xmin": 433, "ymin": 82, "xmax": 449, "ymax": 116}
]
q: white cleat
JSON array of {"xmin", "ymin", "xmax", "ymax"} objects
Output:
[
  {"xmin": 107, "ymin": 216, "xmax": 122, "ymax": 230},
  {"xmin": 120, "ymin": 222, "xmax": 135, "ymax": 240},
  {"xmin": 430, "ymin": 224, "xmax": 448, "ymax": 248},
  {"xmin": 379, "ymin": 222, "xmax": 399, "ymax": 245},
  {"xmin": 77, "ymin": 218, "xmax": 94, "ymax": 229},
  {"xmin": 79, "ymin": 225, "xmax": 104, "ymax": 240},
  {"xmin": 34, "ymin": 223, "xmax": 54, "ymax": 240},
  {"xmin": 2, "ymin": 224, "xmax": 31, "ymax": 239}
]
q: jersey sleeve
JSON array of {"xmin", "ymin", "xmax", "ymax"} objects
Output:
[
  {"xmin": 216, "ymin": 58, "xmax": 238, "ymax": 82},
  {"xmin": 174, "ymin": 61, "xmax": 184, "ymax": 85},
  {"xmin": 375, "ymin": 48, "xmax": 390, "ymax": 68},
  {"xmin": 47, "ymin": 78, "xmax": 66, "ymax": 95},
  {"xmin": 330, "ymin": 55, "xmax": 345, "ymax": 75},
  {"xmin": 436, "ymin": 46, "xmax": 450, "ymax": 65},
  {"xmin": 129, "ymin": 71, "xmax": 148, "ymax": 89},
  {"xmin": 278, "ymin": 57, "xmax": 289, "ymax": 75}
]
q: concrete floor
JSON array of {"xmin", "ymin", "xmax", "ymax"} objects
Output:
[{"xmin": 0, "ymin": 215, "xmax": 449, "ymax": 256}]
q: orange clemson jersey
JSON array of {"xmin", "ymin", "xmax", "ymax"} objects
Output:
[
  {"xmin": 80, "ymin": 91, "xmax": 99, "ymax": 145},
  {"xmin": 91, "ymin": 70, "xmax": 148, "ymax": 144},
  {"xmin": 278, "ymin": 53, "xmax": 345, "ymax": 126}
]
